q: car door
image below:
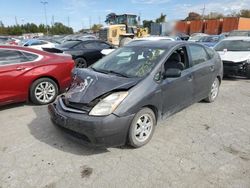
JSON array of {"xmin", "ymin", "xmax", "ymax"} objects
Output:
[
  {"xmin": 0, "ymin": 49, "xmax": 35, "ymax": 105},
  {"xmin": 79, "ymin": 41, "xmax": 102, "ymax": 64},
  {"xmin": 187, "ymin": 44, "xmax": 215, "ymax": 101},
  {"xmin": 94, "ymin": 41, "xmax": 113, "ymax": 60},
  {"xmin": 160, "ymin": 46, "xmax": 194, "ymax": 117}
]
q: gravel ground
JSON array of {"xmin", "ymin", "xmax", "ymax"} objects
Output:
[{"xmin": 0, "ymin": 79, "xmax": 250, "ymax": 188}]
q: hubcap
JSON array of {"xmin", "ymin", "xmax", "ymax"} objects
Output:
[
  {"xmin": 134, "ymin": 114, "xmax": 153, "ymax": 142},
  {"xmin": 35, "ymin": 81, "xmax": 56, "ymax": 103},
  {"xmin": 211, "ymin": 80, "xmax": 219, "ymax": 100}
]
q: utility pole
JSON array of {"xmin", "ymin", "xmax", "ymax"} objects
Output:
[
  {"xmin": 67, "ymin": 16, "xmax": 70, "ymax": 27},
  {"xmin": 51, "ymin": 15, "xmax": 54, "ymax": 26},
  {"xmin": 201, "ymin": 4, "xmax": 206, "ymax": 19},
  {"xmin": 89, "ymin": 16, "xmax": 92, "ymax": 29},
  {"xmin": 15, "ymin": 16, "xmax": 18, "ymax": 25},
  {"xmin": 41, "ymin": 1, "xmax": 49, "ymax": 35},
  {"xmin": 98, "ymin": 16, "xmax": 101, "ymax": 25}
]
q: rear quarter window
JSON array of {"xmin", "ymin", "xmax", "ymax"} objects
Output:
[
  {"xmin": 205, "ymin": 47, "xmax": 215, "ymax": 59},
  {"xmin": 189, "ymin": 45, "xmax": 209, "ymax": 66}
]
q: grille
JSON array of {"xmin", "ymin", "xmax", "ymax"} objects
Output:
[{"xmin": 99, "ymin": 28, "xmax": 108, "ymax": 41}]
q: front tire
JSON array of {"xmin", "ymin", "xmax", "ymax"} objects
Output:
[
  {"xmin": 30, "ymin": 78, "xmax": 58, "ymax": 105},
  {"xmin": 128, "ymin": 108, "xmax": 156, "ymax": 148},
  {"xmin": 204, "ymin": 77, "xmax": 220, "ymax": 103}
]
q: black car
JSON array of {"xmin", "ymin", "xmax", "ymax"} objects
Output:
[
  {"xmin": 51, "ymin": 39, "xmax": 114, "ymax": 68},
  {"xmin": 48, "ymin": 40, "xmax": 223, "ymax": 148}
]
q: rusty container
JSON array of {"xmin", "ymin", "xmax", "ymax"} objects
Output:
[
  {"xmin": 222, "ymin": 17, "xmax": 239, "ymax": 32},
  {"xmin": 204, "ymin": 19, "xmax": 222, "ymax": 35},
  {"xmin": 189, "ymin": 20, "xmax": 205, "ymax": 34},
  {"xmin": 175, "ymin": 21, "xmax": 190, "ymax": 34}
]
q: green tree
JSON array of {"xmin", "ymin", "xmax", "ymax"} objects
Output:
[
  {"xmin": 239, "ymin": 9, "xmax": 250, "ymax": 18},
  {"xmin": 155, "ymin": 13, "xmax": 166, "ymax": 23},
  {"xmin": 91, "ymin": 24, "xmax": 103, "ymax": 33},
  {"xmin": 50, "ymin": 22, "xmax": 73, "ymax": 35},
  {"xmin": 142, "ymin": 20, "xmax": 154, "ymax": 32}
]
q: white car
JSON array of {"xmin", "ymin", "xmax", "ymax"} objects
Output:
[
  {"xmin": 214, "ymin": 37, "xmax": 250, "ymax": 78},
  {"xmin": 101, "ymin": 36, "xmax": 178, "ymax": 56},
  {"xmin": 21, "ymin": 39, "xmax": 56, "ymax": 51},
  {"xmin": 188, "ymin": 33, "xmax": 208, "ymax": 42}
]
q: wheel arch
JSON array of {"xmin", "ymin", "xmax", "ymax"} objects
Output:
[
  {"xmin": 142, "ymin": 105, "xmax": 159, "ymax": 123},
  {"xmin": 28, "ymin": 76, "xmax": 60, "ymax": 101},
  {"xmin": 217, "ymin": 75, "xmax": 222, "ymax": 85}
]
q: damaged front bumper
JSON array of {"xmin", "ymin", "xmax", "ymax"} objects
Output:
[
  {"xmin": 223, "ymin": 61, "xmax": 249, "ymax": 76},
  {"xmin": 48, "ymin": 98, "xmax": 135, "ymax": 147}
]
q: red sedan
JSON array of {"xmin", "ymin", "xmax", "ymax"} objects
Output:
[{"xmin": 0, "ymin": 45, "xmax": 75, "ymax": 106}]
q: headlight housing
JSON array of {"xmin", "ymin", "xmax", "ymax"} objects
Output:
[{"xmin": 89, "ymin": 91, "xmax": 128, "ymax": 116}]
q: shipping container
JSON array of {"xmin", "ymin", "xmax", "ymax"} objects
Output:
[
  {"xmin": 204, "ymin": 19, "xmax": 222, "ymax": 35},
  {"xmin": 151, "ymin": 23, "xmax": 161, "ymax": 35},
  {"xmin": 175, "ymin": 21, "xmax": 190, "ymax": 34},
  {"xmin": 222, "ymin": 17, "xmax": 250, "ymax": 32},
  {"xmin": 190, "ymin": 20, "xmax": 205, "ymax": 34}
]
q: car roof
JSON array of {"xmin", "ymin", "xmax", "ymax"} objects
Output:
[
  {"xmin": 0, "ymin": 45, "xmax": 56, "ymax": 56},
  {"xmin": 133, "ymin": 36, "xmax": 175, "ymax": 41},
  {"xmin": 126, "ymin": 40, "xmax": 187, "ymax": 48},
  {"xmin": 222, "ymin": 36, "xmax": 250, "ymax": 41}
]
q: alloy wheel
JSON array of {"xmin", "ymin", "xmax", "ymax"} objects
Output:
[
  {"xmin": 210, "ymin": 79, "xmax": 219, "ymax": 100},
  {"xmin": 134, "ymin": 114, "xmax": 153, "ymax": 143},
  {"xmin": 34, "ymin": 81, "xmax": 56, "ymax": 103}
]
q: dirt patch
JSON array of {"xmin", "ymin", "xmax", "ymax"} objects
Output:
[
  {"xmin": 202, "ymin": 124, "xmax": 210, "ymax": 130},
  {"xmin": 223, "ymin": 145, "xmax": 250, "ymax": 161},
  {"xmin": 80, "ymin": 165, "xmax": 93, "ymax": 178}
]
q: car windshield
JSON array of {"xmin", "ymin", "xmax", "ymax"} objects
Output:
[
  {"xmin": 199, "ymin": 36, "xmax": 219, "ymax": 42},
  {"xmin": 58, "ymin": 40, "xmax": 80, "ymax": 48},
  {"xmin": 214, "ymin": 40, "xmax": 250, "ymax": 51},
  {"xmin": 92, "ymin": 46, "xmax": 167, "ymax": 78},
  {"xmin": 189, "ymin": 35, "xmax": 204, "ymax": 41}
]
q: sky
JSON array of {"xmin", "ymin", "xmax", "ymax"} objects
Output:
[{"xmin": 0, "ymin": 0, "xmax": 250, "ymax": 31}]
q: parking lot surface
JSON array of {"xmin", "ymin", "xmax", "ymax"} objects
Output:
[{"xmin": 0, "ymin": 79, "xmax": 250, "ymax": 188}]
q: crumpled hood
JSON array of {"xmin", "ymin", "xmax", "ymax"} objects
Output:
[
  {"xmin": 65, "ymin": 68, "xmax": 140, "ymax": 104},
  {"xmin": 218, "ymin": 51, "xmax": 250, "ymax": 62}
]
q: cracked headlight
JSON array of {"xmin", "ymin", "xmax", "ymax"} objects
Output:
[{"xmin": 89, "ymin": 91, "xmax": 128, "ymax": 116}]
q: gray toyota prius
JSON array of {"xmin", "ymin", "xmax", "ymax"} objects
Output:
[{"xmin": 48, "ymin": 40, "xmax": 223, "ymax": 148}]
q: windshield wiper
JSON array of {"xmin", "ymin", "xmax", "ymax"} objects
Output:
[
  {"xmin": 90, "ymin": 67, "xmax": 130, "ymax": 78},
  {"xmin": 107, "ymin": 70, "xmax": 130, "ymax": 78},
  {"xmin": 90, "ymin": 67, "xmax": 109, "ymax": 74}
]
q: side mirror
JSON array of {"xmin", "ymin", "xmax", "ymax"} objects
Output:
[
  {"xmin": 24, "ymin": 44, "xmax": 29, "ymax": 47},
  {"xmin": 163, "ymin": 68, "xmax": 181, "ymax": 78}
]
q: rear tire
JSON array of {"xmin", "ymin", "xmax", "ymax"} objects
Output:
[
  {"xmin": 204, "ymin": 77, "xmax": 220, "ymax": 103},
  {"xmin": 30, "ymin": 78, "xmax": 58, "ymax": 105},
  {"xmin": 128, "ymin": 108, "xmax": 156, "ymax": 148},
  {"xmin": 74, "ymin": 57, "xmax": 87, "ymax": 68}
]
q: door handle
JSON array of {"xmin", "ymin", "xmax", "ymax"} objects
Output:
[
  {"xmin": 209, "ymin": 65, "xmax": 215, "ymax": 72},
  {"xmin": 16, "ymin": 67, "xmax": 26, "ymax": 71}
]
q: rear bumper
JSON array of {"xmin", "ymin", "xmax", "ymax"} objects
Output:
[{"xmin": 48, "ymin": 99, "xmax": 134, "ymax": 147}]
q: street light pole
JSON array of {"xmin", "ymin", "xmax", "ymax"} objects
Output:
[{"xmin": 41, "ymin": 1, "xmax": 48, "ymax": 35}]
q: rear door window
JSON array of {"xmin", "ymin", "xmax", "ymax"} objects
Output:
[
  {"xmin": 96, "ymin": 41, "xmax": 111, "ymax": 50},
  {"xmin": 83, "ymin": 42, "xmax": 97, "ymax": 49},
  {"xmin": 21, "ymin": 52, "xmax": 39, "ymax": 61},
  {"xmin": 0, "ymin": 49, "xmax": 37, "ymax": 65},
  {"xmin": 189, "ymin": 45, "xmax": 209, "ymax": 66}
]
